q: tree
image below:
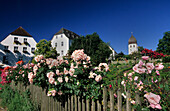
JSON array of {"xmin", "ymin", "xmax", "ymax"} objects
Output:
[
  {"xmin": 156, "ymin": 31, "xmax": 170, "ymax": 55},
  {"xmin": 35, "ymin": 39, "xmax": 59, "ymax": 59},
  {"xmin": 138, "ymin": 46, "xmax": 144, "ymax": 52},
  {"xmin": 69, "ymin": 33, "xmax": 112, "ymax": 65},
  {"xmin": 115, "ymin": 51, "xmax": 125, "ymax": 60}
]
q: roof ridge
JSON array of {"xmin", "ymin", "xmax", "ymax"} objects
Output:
[{"xmin": 10, "ymin": 26, "xmax": 32, "ymax": 37}]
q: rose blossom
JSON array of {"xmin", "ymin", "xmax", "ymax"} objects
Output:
[
  {"xmin": 56, "ymin": 69, "xmax": 60, "ymax": 75},
  {"xmin": 95, "ymin": 75, "xmax": 102, "ymax": 82},
  {"xmin": 144, "ymin": 92, "xmax": 162, "ymax": 109},
  {"xmin": 65, "ymin": 76, "xmax": 69, "ymax": 82},
  {"xmin": 98, "ymin": 63, "xmax": 109, "ymax": 72},
  {"xmin": 47, "ymin": 72, "xmax": 55, "ymax": 78},
  {"xmin": 142, "ymin": 56, "xmax": 149, "ymax": 60},
  {"xmin": 134, "ymin": 76, "xmax": 138, "ymax": 81},
  {"xmin": 69, "ymin": 68, "xmax": 75, "ymax": 76},
  {"xmin": 146, "ymin": 63, "xmax": 154, "ymax": 73},
  {"xmin": 64, "ymin": 68, "xmax": 69, "ymax": 75},
  {"xmin": 57, "ymin": 77, "xmax": 63, "ymax": 83},
  {"xmin": 49, "ymin": 77, "xmax": 55, "ymax": 84},
  {"xmin": 131, "ymin": 100, "xmax": 136, "ymax": 104},
  {"xmin": 29, "ymin": 78, "xmax": 33, "ymax": 84},
  {"xmin": 156, "ymin": 70, "xmax": 160, "ymax": 76},
  {"xmin": 133, "ymin": 64, "xmax": 146, "ymax": 74},
  {"xmin": 155, "ymin": 63, "xmax": 164, "ymax": 70}
]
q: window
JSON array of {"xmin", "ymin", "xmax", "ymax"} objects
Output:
[
  {"xmin": 4, "ymin": 46, "xmax": 9, "ymax": 50},
  {"xmin": 130, "ymin": 45, "xmax": 132, "ymax": 48},
  {"xmin": 133, "ymin": 45, "xmax": 135, "ymax": 47},
  {"xmin": 55, "ymin": 43, "xmax": 57, "ymax": 47},
  {"xmin": 31, "ymin": 48, "xmax": 35, "ymax": 53},
  {"xmin": 61, "ymin": 35, "xmax": 63, "ymax": 38},
  {"xmin": 3, "ymin": 56, "xmax": 8, "ymax": 64},
  {"xmin": 61, "ymin": 50, "xmax": 64, "ymax": 55},
  {"xmin": 24, "ymin": 38, "xmax": 27, "ymax": 43},
  {"xmin": 56, "ymin": 36, "xmax": 58, "ymax": 39},
  {"xmin": 14, "ymin": 37, "xmax": 18, "ymax": 42},
  {"xmin": 61, "ymin": 42, "xmax": 64, "ymax": 46},
  {"xmin": 14, "ymin": 46, "xmax": 18, "ymax": 52},
  {"xmin": 23, "ymin": 47, "xmax": 27, "ymax": 52}
]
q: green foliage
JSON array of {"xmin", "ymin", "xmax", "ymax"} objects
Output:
[
  {"xmin": 69, "ymin": 33, "xmax": 112, "ymax": 65},
  {"xmin": 115, "ymin": 51, "xmax": 125, "ymax": 60},
  {"xmin": 156, "ymin": 31, "xmax": 170, "ymax": 55},
  {"xmin": 162, "ymin": 56, "xmax": 170, "ymax": 63},
  {"xmin": 138, "ymin": 46, "xmax": 144, "ymax": 52},
  {"xmin": 0, "ymin": 85, "xmax": 38, "ymax": 111},
  {"xmin": 128, "ymin": 51, "xmax": 142, "ymax": 60},
  {"xmin": 35, "ymin": 39, "xmax": 59, "ymax": 59}
]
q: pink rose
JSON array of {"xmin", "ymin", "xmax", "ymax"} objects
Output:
[
  {"xmin": 51, "ymin": 90, "xmax": 57, "ymax": 96},
  {"xmin": 29, "ymin": 78, "xmax": 33, "ymax": 84},
  {"xmin": 49, "ymin": 77, "xmax": 55, "ymax": 84},
  {"xmin": 142, "ymin": 56, "xmax": 149, "ymax": 60},
  {"xmin": 65, "ymin": 76, "xmax": 69, "ymax": 83},
  {"xmin": 134, "ymin": 76, "xmax": 138, "ymax": 81},
  {"xmin": 133, "ymin": 64, "xmax": 146, "ymax": 74},
  {"xmin": 146, "ymin": 63, "xmax": 154, "ymax": 73},
  {"xmin": 156, "ymin": 70, "xmax": 160, "ymax": 76},
  {"xmin": 57, "ymin": 77, "xmax": 63, "ymax": 83},
  {"xmin": 144, "ymin": 92, "xmax": 162, "ymax": 109},
  {"xmin": 64, "ymin": 68, "xmax": 69, "ymax": 75},
  {"xmin": 69, "ymin": 68, "xmax": 75, "ymax": 76},
  {"xmin": 95, "ymin": 75, "xmax": 102, "ymax": 82},
  {"xmin": 98, "ymin": 63, "xmax": 109, "ymax": 72},
  {"xmin": 47, "ymin": 72, "xmax": 55, "ymax": 78},
  {"xmin": 155, "ymin": 63, "xmax": 164, "ymax": 70}
]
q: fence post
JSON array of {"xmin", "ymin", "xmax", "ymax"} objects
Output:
[
  {"xmin": 109, "ymin": 88, "xmax": 115, "ymax": 111},
  {"xmin": 117, "ymin": 88, "xmax": 122, "ymax": 111},
  {"xmin": 86, "ymin": 99, "xmax": 90, "ymax": 111},
  {"xmin": 74, "ymin": 95, "xmax": 78, "ymax": 111},
  {"xmin": 82, "ymin": 97, "xmax": 86, "ymax": 111},
  {"xmin": 78, "ymin": 96, "xmax": 81, "ymax": 111},
  {"xmin": 97, "ymin": 100, "xmax": 101, "ymax": 111},
  {"xmin": 103, "ymin": 86, "xmax": 107, "ymax": 111},
  {"xmin": 126, "ymin": 90, "xmax": 131, "ymax": 111},
  {"xmin": 71, "ymin": 95, "xmax": 74, "ymax": 111},
  {"xmin": 92, "ymin": 100, "xmax": 95, "ymax": 111}
]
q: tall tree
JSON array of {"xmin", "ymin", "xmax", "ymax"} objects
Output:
[
  {"xmin": 156, "ymin": 31, "xmax": 170, "ymax": 55},
  {"xmin": 35, "ymin": 39, "xmax": 59, "ymax": 59},
  {"xmin": 69, "ymin": 33, "xmax": 112, "ymax": 65}
]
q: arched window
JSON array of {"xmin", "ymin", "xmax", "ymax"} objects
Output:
[
  {"xmin": 133, "ymin": 45, "xmax": 135, "ymax": 47},
  {"xmin": 55, "ymin": 43, "xmax": 57, "ymax": 47}
]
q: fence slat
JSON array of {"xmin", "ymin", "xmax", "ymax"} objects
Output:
[
  {"xmin": 97, "ymin": 100, "xmax": 101, "ymax": 111},
  {"xmin": 74, "ymin": 95, "xmax": 78, "ymax": 111},
  {"xmin": 82, "ymin": 97, "xmax": 85, "ymax": 111},
  {"xmin": 103, "ymin": 86, "xmax": 107, "ymax": 111},
  {"xmin": 92, "ymin": 100, "xmax": 95, "ymax": 111},
  {"xmin": 126, "ymin": 90, "xmax": 131, "ymax": 111},
  {"xmin": 65, "ymin": 95, "xmax": 68, "ymax": 111},
  {"xmin": 117, "ymin": 88, "xmax": 122, "ymax": 111},
  {"xmin": 71, "ymin": 95, "xmax": 74, "ymax": 111},
  {"xmin": 68, "ymin": 95, "xmax": 71, "ymax": 111},
  {"xmin": 109, "ymin": 88, "xmax": 115, "ymax": 111},
  {"xmin": 78, "ymin": 96, "xmax": 81, "ymax": 111},
  {"xmin": 86, "ymin": 99, "xmax": 90, "ymax": 111}
]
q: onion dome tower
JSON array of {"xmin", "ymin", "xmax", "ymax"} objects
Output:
[{"xmin": 128, "ymin": 32, "xmax": 138, "ymax": 54}]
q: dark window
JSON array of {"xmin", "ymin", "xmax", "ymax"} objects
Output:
[
  {"xmin": 3, "ymin": 56, "xmax": 8, "ymax": 64},
  {"xmin": 61, "ymin": 42, "xmax": 64, "ymax": 46},
  {"xmin": 14, "ymin": 37, "xmax": 18, "ymax": 42},
  {"xmin": 55, "ymin": 43, "xmax": 57, "ymax": 47},
  {"xmin": 24, "ymin": 38, "xmax": 27, "ymax": 43},
  {"xmin": 61, "ymin": 50, "xmax": 64, "ymax": 55},
  {"xmin": 23, "ymin": 47, "xmax": 27, "ymax": 51},
  {"xmin": 130, "ymin": 45, "xmax": 132, "ymax": 48},
  {"xmin": 31, "ymin": 48, "xmax": 35, "ymax": 53},
  {"xmin": 14, "ymin": 46, "xmax": 18, "ymax": 51},
  {"xmin": 133, "ymin": 45, "xmax": 135, "ymax": 47},
  {"xmin": 61, "ymin": 35, "xmax": 63, "ymax": 38},
  {"xmin": 4, "ymin": 46, "xmax": 8, "ymax": 50},
  {"xmin": 56, "ymin": 36, "xmax": 58, "ymax": 39}
]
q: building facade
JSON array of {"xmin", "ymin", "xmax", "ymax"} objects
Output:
[
  {"xmin": 51, "ymin": 28, "xmax": 80, "ymax": 56},
  {"xmin": 0, "ymin": 27, "xmax": 37, "ymax": 66},
  {"xmin": 128, "ymin": 33, "xmax": 138, "ymax": 55}
]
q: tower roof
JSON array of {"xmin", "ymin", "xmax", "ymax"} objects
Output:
[
  {"xmin": 10, "ymin": 26, "xmax": 32, "ymax": 37},
  {"xmin": 128, "ymin": 33, "xmax": 137, "ymax": 44},
  {"xmin": 54, "ymin": 28, "xmax": 80, "ymax": 39}
]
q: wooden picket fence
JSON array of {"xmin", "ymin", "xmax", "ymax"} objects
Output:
[{"xmin": 10, "ymin": 81, "xmax": 141, "ymax": 111}]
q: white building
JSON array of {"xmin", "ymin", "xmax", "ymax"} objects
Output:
[
  {"xmin": 0, "ymin": 26, "xmax": 37, "ymax": 66},
  {"xmin": 128, "ymin": 33, "xmax": 138, "ymax": 55},
  {"xmin": 51, "ymin": 28, "xmax": 80, "ymax": 56}
]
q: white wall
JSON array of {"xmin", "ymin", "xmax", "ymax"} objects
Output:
[
  {"xmin": 51, "ymin": 34, "xmax": 69, "ymax": 56},
  {"xmin": 128, "ymin": 43, "xmax": 138, "ymax": 54},
  {"xmin": 0, "ymin": 34, "xmax": 37, "ymax": 65}
]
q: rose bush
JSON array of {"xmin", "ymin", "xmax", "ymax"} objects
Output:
[{"xmin": 5, "ymin": 49, "xmax": 109, "ymax": 100}]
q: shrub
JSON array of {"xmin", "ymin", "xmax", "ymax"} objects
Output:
[{"xmin": 162, "ymin": 56, "xmax": 170, "ymax": 63}]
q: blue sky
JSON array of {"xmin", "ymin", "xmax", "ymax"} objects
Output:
[{"xmin": 0, "ymin": 0, "xmax": 170, "ymax": 54}]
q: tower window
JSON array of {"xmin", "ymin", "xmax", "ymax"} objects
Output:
[
  {"xmin": 61, "ymin": 50, "xmax": 64, "ymax": 55},
  {"xmin": 56, "ymin": 36, "xmax": 58, "ymax": 39},
  {"xmin": 61, "ymin": 35, "xmax": 63, "ymax": 38},
  {"xmin": 61, "ymin": 42, "xmax": 64, "ymax": 46},
  {"xmin": 55, "ymin": 43, "xmax": 57, "ymax": 47},
  {"xmin": 133, "ymin": 45, "xmax": 135, "ymax": 47},
  {"xmin": 130, "ymin": 45, "xmax": 132, "ymax": 48}
]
